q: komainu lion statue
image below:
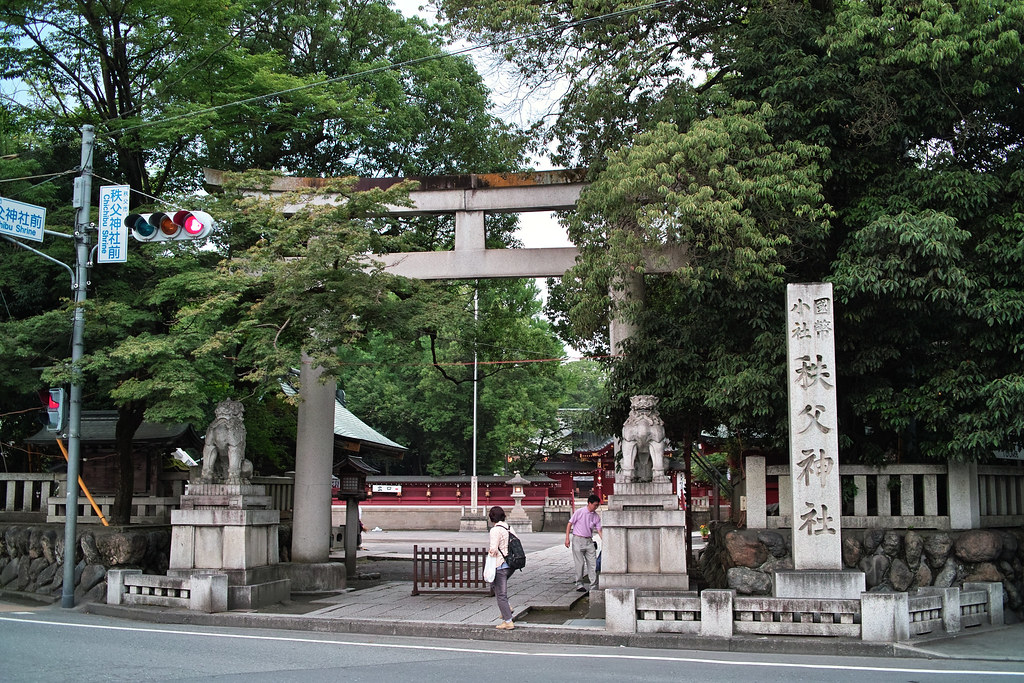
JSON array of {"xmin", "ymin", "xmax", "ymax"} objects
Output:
[
  {"xmin": 619, "ymin": 394, "xmax": 668, "ymax": 483},
  {"xmin": 200, "ymin": 398, "xmax": 252, "ymax": 485}
]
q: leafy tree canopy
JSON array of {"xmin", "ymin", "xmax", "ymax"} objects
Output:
[
  {"xmin": 0, "ymin": 0, "xmax": 566, "ymax": 520},
  {"xmin": 441, "ymin": 0, "xmax": 1024, "ymax": 462}
]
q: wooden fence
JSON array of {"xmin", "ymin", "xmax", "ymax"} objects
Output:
[{"xmin": 411, "ymin": 545, "xmax": 494, "ymax": 596}]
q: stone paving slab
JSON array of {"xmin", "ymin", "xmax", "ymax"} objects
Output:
[{"xmin": 309, "ymin": 541, "xmax": 582, "ymax": 626}]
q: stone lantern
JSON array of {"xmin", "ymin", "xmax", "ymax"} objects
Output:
[
  {"xmin": 505, "ymin": 471, "xmax": 533, "ymax": 533},
  {"xmin": 335, "ymin": 455, "xmax": 378, "ymax": 579}
]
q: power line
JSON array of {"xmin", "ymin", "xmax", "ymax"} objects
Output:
[
  {"xmin": 89, "ymin": 172, "xmax": 191, "ymax": 212},
  {"xmin": 0, "ymin": 168, "xmax": 78, "ymax": 199},
  {"xmin": 341, "ymin": 354, "xmax": 616, "ymax": 369},
  {"xmin": 0, "ymin": 170, "xmax": 73, "ymax": 184},
  {"xmin": 97, "ymin": 0, "xmax": 680, "ymax": 140}
]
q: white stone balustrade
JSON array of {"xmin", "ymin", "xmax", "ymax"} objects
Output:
[{"xmin": 744, "ymin": 456, "xmax": 1024, "ymax": 530}]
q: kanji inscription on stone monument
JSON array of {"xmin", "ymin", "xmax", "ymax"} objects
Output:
[{"xmin": 787, "ymin": 283, "xmax": 842, "ymax": 569}]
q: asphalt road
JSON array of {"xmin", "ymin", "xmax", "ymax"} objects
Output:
[{"xmin": 2, "ymin": 604, "xmax": 1022, "ymax": 683}]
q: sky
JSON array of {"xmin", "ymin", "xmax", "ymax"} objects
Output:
[
  {"xmin": 389, "ymin": 1, "xmax": 589, "ymax": 361},
  {"xmin": 391, "ymin": 0, "xmax": 574, "ymax": 252}
]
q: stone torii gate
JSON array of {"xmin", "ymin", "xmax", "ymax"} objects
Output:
[{"xmin": 204, "ymin": 168, "xmax": 684, "ymax": 564}]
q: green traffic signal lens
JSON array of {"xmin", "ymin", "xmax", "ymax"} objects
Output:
[{"xmin": 125, "ymin": 213, "xmax": 156, "ymax": 237}]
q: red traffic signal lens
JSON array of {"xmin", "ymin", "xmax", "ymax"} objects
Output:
[
  {"xmin": 172, "ymin": 210, "xmax": 214, "ymax": 239},
  {"xmin": 175, "ymin": 210, "xmax": 204, "ymax": 235},
  {"xmin": 184, "ymin": 215, "xmax": 204, "ymax": 235}
]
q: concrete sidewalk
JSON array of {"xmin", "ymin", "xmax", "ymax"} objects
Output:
[
  {"xmin": 321, "ymin": 529, "xmax": 583, "ymax": 622},
  {"xmin": 76, "ymin": 530, "xmax": 1024, "ymax": 662},
  {"xmin": 302, "ymin": 543, "xmax": 580, "ymax": 626}
]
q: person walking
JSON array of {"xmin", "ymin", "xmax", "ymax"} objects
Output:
[
  {"xmin": 565, "ymin": 493, "xmax": 602, "ymax": 593},
  {"xmin": 488, "ymin": 505, "xmax": 515, "ymax": 630}
]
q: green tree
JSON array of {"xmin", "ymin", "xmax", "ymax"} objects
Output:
[
  {"xmin": 0, "ymin": 0, "xmax": 524, "ymax": 194},
  {"xmin": 555, "ymin": 103, "xmax": 832, "ymax": 450},
  {"xmin": 441, "ymin": 0, "xmax": 1024, "ymax": 462},
  {"xmin": 340, "ymin": 278, "xmax": 571, "ymax": 477},
  {"xmin": 0, "ymin": 0, "xmax": 531, "ymax": 521}
]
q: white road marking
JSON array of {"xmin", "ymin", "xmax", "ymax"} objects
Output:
[{"xmin": 0, "ymin": 615, "xmax": 1020, "ymax": 677}]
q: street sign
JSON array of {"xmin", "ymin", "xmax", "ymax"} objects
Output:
[
  {"xmin": 0, "ymin": 195, "xmax": 46, "ymax": 242},
  {"xmin": 98, "ymin": 185, "xmax": 130, "ymax": 262}
]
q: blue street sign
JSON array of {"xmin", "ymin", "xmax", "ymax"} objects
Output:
[
  {"xmin": 0, "ymin": 195, "xmax": 46, "ymax": 242},
  {"xmin": 98, "ymin": 185, "xmax": 130, "ymax": 262}
]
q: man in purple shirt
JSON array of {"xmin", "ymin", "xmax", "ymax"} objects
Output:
[{"xmin": 565, "ymin": 494, "xmax": 602, "ymax": 592}]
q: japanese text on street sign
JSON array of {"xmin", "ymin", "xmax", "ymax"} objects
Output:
[
  {"xmin": 98, "ymin": 185, "xmax": 130, "ymax": 263},
  {"xmin": 0, "ymin": 195, "xmax": 46, "ymax": 242}
]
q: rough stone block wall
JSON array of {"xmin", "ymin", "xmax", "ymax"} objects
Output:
[
  {"xmin": 0, "ymin": 523, "xmax": 296, "ymax": 603},
  {"xmin": 0, "ymin": 523, "xmax": 176, "ymax": 604},
  {"xmin": 697, "ymin": 522, "xmax": 1024, "ymax": 620}
]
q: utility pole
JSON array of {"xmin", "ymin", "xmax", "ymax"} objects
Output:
[
  {"xmin": 470, "ymin": 283, "xmax": 479, "ymax": 512},
  {"xmin": 61, "ymin": 125, "xmax": 93, "ymax": 608},
  {"xmin": 2, "ymin": 125, "xmax": 100, "ymax": 605}
]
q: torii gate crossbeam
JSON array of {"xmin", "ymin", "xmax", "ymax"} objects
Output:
[{"xmin": 203, "ymin": 168, "xmax": 685, "ymax": 562}]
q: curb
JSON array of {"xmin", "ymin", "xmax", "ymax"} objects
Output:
[{"xmin": 81, "ymin": 602, "xmax": 907, "ymax": 659}]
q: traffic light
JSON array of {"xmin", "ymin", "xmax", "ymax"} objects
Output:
[
  {"xmin": 46, "ymin": 387, "xmax": 66, "ymax": 433},
  {"xmin": 126, "ymin": 210, "xmax": 215, "ymax": 242}
]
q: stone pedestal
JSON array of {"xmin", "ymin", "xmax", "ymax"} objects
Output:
[
  {"xmin": 507, "ymin": 502, "xmax": 533, "ymax": 534},
  {"xmin": 459, "ymin": 509, "xmax": 488, "ymax": 532},
  {"xmin": 599, "ymin": 481, "xmax": 688, "ymax": 590},
  {"xmin": 169, "ymin": 483, "xmax": 291, "ymax": 609},
  {"xmin": 773, "ymin": 569, "xmax": 865, "ymax": 599}
]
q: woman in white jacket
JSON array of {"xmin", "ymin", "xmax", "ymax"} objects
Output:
[{"xmin": 488, "ymin": 506, "xmax": 514, "ymax": 630}]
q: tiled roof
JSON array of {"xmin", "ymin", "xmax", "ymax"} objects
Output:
[
  {"xmin": 569, "ymin": 431, "xmax": 614, "ymax": 454},
  {"xmin": 280, "ymin": 383, "xmax": 405, "ymax": 452},
  {"xmin": 25, "ymin": 411, "xmax": 202, "ymax": 446}
]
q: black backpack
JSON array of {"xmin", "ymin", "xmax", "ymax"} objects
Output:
[{"xmin": 501, "ymin": 525, "xmax": 527, "ymax": 572}]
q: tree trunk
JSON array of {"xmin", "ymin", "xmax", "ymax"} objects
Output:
[{"xmin": 110, "ymin": 402, "xmax": 146, "ymax": 525}]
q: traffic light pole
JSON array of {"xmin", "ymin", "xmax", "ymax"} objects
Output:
[
  {"xmin": 61, "ymin": 125, "xmax": 93, "ymax": 608},
  {"xmin": 3, "ymin": 126, "xmax": 95, "ymax": 606}
]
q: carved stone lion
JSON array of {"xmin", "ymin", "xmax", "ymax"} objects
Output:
[
  {"xmin": 199, "ymin": 398, "xmax": 251, "ymax": 485},
  {"xmin": 619, "ymin": 394, "xmax": 668, "ymax": 483}
]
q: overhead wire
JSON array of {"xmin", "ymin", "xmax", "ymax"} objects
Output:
[
  {"xmin": 340, "ymin": 354, "xmax": 618, "ymax": 368},
  {"xmin": 0, "ymin": 168, "xmax": 79, "ymax": 199},
  {"xmin": 7, "ymin": 2, "xmax": 680, "ymax": 203},
  {"xmin": 0, "ymin": 170, "xmax": 74, "ymax": 185},
  {"xmin": 89, "ymin": 172, "xmax": 184, "ymax": 212}
]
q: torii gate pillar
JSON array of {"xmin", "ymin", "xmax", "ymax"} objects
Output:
[{"xmin": 291, "ymin": 353, "xmax": 335, "ymax": 563}]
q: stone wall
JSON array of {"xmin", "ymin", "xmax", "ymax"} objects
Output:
[
  {"xmin": 698, "ymin": 522, "xmax": 1024, "ymax": 619},
  {"xmin": 0, "ymin": 524, "xmax": 172, "ymax": 604},
  {"xmin": 0, "ymin": 523, "xmax": 299, "ymax": 604},
  {"xmin": 332, "ymin": 505, "xmax": 547, "ymax": 532}
]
